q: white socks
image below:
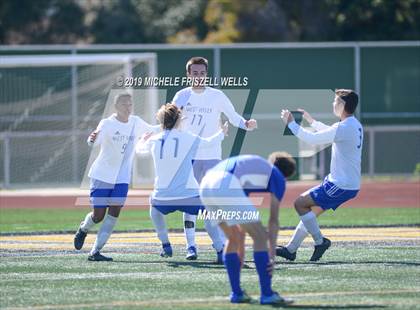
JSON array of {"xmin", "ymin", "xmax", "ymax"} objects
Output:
[
  {"xmin": 90, "ymin": 214, "xmax": 118, "ymax": 255},
  {"xmin": 150, "ymin": 206, "xmax": 169, "ymax": 244},
  {"xmin": 300, "ymin": 211, "xmax": 323, "ymax": 245},
  {"xmin": 286, "ymin": 221, "xmax": 309, "ymax": 253},
  {"xmin": 183, "ymin": 213, "xmax": 196, "ymax": 248},
  {"xmin": 204, "ymin": 219, "xmax": 225, "ymax": 252},
  {"xmin": 80, "ymin": 212, "xmax": 96, "ymax": 232}
]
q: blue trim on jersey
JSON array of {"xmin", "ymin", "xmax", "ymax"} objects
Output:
[
  {"xmin": 90, "ymin": 179, "xmax": 129, "ymax": 208},
  {"xmin": 151, "ymin": 196, "xmax": 205, "ymax": 215},
  {"xmin": 210, "ymin": 155, "xmax": 286, "ymax": 201},
  {"xmin": 309, "ymin": 177, "xmax": 359, "ymax": 210}
]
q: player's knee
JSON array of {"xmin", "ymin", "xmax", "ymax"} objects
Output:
[
  {"xmin": 92, "ymin": 210, "xmax": 106, "ymax": 223},
  {"xmin": 294, "ymin": 196, "xmax": 305, "ymax": 211},
  {"xmin": 184, "ymin": 220, "xmax": 195, "ymax": 229},
  {"xmin": 92, "ymin": 214, "xmax": 104, "ymax": 223}
]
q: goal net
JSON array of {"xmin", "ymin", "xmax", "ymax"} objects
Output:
[{"xmin": 0, "ymin": 53, "xmax": 158, "ymax": 188}]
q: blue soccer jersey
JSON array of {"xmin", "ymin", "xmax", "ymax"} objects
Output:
[{"xmin": 211, "ymin": 155, "xmax": 286, "ymax": 201}]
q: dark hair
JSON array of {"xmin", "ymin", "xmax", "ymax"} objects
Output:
[
  {"xmin": 335, "ymin": 89, "xmax": 358, "ymax": 114},
  {"xmin": 156, "ymin": 103, "xmax": 181, "ymax": 130},
  {"xmin": 186, "ymin": 57, "xmax": 208, "ymax": 73},
  {"xmin": 268, "ymin": 151, "xmax": 296, "ymax": 179}
]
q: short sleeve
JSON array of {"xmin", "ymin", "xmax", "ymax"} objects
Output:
[
  {"xmin": 267, "ymin": 167, "xmax": 286, "ymax": 201},
  {"xmin": 172, "ymin": 88, "xmax": 192, "ymax": 109}
]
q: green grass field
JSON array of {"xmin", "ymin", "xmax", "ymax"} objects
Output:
[
  {"xmin": 1, "ymin": 207, "xmax": 419, "ymax": 309},
  {"xmin": 1, "ymin": 207, "xmax": 419, "ymax": 233}
]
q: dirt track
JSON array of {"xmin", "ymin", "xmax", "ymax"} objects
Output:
[{"xmin": 1, "ymin": 180, "xmax": 418, "ymax": 209}]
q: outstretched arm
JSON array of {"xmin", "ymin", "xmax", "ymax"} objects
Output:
[
  {"xmin": 196, "ymin": 121, "xmax": 228, "ymax": 147},
  {"xmin": 281, "ymin": 109, "xmax": 336, "ymax": 145},
  {"xmin": 220, "ymin": 93, "xmax": 257, "ymax": 131},
  {"xmin": 297, "ymin": 108, "xmax": 330, "ymax": 131}
]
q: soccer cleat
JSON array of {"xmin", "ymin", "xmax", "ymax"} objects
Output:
[
  {"xmin": 160, "ymin": 243, "xmax": 173, "ymax": 258},
  {"xmin": 73, "ymin": 227, "xmax": 87, "ymax": 250},
  {"xmin": 260, "ymin": 292, "xmax": 293, "ymax": 305},
  {"xmin": 310, "ymin": 237, "xmax": 331, "ymax": 261},
  {"xmin": 87, "ymin": 252, "xmax": 113, "ymax": 262},
  {"xmin": 186, "ymin": 246, "xmax": 198, "ymax": 260},
  {"xmin": 216, "ymin": 249, "xmax": 224, "ymax": 264},
  {"xmin": 230, "ymin": 290, "xmax": 252, "ymax": 303},
  {"xmin": 276, "ymin": 246, "xmax": 296, "ymax": 261}
]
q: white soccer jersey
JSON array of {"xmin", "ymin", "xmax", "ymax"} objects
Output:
[
  {"xmin": 172, "ymin": 87, "xmax": 247, "ymax": 160},
  {"xmin": 288, "ymin": 116, "xmax": 363, "ymax": 190},
  {"xmin": 88, "ymin": 114, "xmax": 159, "ymax": 184},
  {"xmin": 136, "ymin": 128, "xmax": 224, "ymax": 199}
]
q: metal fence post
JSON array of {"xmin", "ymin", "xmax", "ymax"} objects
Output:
[
  {"xmin": 71, "ymin": 48, "xmax": 79, "ymax": 183},
  {"xmin": 354, "ymin": 43, "xmax": 361, "ymax": 121},
  {"xmin": 3, "ymin": 135, "xmax": 11, "ymax": 188},
  {"xmin": 368, "ymin": 128, "xmax": 375, "ymax": 177}
]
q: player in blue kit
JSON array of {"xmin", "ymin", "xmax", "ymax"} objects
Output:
[
  {"xmin": 277, "ymin": 89, "xmax": 362, "ymax": 262},
  {"xmin": 73, "ymin": 93, "xmax": 159, "ymax": 261},
  {"xmin": 199, "ymin": 153, "xmax": 296, "ymax": 305},
  {"xmin": 136, "ymin": 103, "xmax": 228, "ymax": 257},
  {"xmin": 171, "ymin": 57, "xmax": 257, "ymax": 262}
]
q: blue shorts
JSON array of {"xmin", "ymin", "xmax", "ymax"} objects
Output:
[
  {"xmin": 151, "ymin": 196, "xmax": 205, "ymax": 215},
  {"xmin": 90, "ymin": 179, "xmax": 129, "ymax": 208},
  {"xmin": 309, "ymin": 178, "xmax": 359, "ymax": 211}
]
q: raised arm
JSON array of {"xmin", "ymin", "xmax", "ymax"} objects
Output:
[
  {"xmin": 282, "ymin": 109, "xmax": 337, "ymax": 145},
  {"xmin": 87, "ymin": 120, "xmax": 105, "ymax": 147},
  {"xmin": 219, "ymin": 92, "xmax": 257, "ymax": 131},
  {"xmin": 297, "ymin": 108, "xmax": 330, "ymax": 131},
  {"xmin": 288, "ymin": 121, "xmax": 337, "ymax": 145}
]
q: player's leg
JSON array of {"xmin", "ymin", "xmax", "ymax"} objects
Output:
[
  {"xmin": 183, "ymin": 212, "xmax": 197, "ymax": 260},
  {"xmin": 240, "ymin": 222, "xmax": 292, "ymax": 305},
  {"xmin": 294, "ymin": 192, "xmax": 330, "ymax": 261},
  {"xmin": 218, "ymin": 223, "xmax": 251, "ymax": 303},
  {"xmin": 150, "ymin": 206, "xmax": 172, "ymax": 257},
  {"xmin": 198, "ymin": 160, "xmax": 226, "ymax": 263},
  {"xmin": 88, "ymin": 183, "xmax": 128, "ymax": 261},
  {"xmin": 278, "ymin": 204, "xmax": 325, "ymax": 260},
  {"xmin": 88, "ymin": 205, "xmax": 121, "ymax": 261},
  {"xmin": 74, "ymin": 179, "xmax": 109, "ymax": 250}
]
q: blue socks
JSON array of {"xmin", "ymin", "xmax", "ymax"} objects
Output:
[
  {"xmin": 223, "ymin": 252, "xmax": 243, "ymax": 295},
  {"xmin": 253, "ymin": 251, "xmax": 273, "ymax": 297}
]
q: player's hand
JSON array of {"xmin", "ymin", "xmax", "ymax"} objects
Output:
[
  {"xmin": 88, "ymin": 130, "xmax": 99, "ymax": 143},
  {"xmin": 267, "ymin": 258, "xmax": 275, "ymax": 277},
  {"xmin": 222, "ymin": 121, "xmax": 229, "ymax": 136},
  {"xmin": 281, "ymin": 109, "xmax": 294, "ymax": 124},
  {"xmin": 245, "ymin": 119, "xmax": 257, "ymax": 130},
  {"xmin": 141, "ymin": 132, "xmax": 153, "ymax": 142},
  {"xmin": 297, "ymin": 108, "xmax": 314, "ymax": 124}
]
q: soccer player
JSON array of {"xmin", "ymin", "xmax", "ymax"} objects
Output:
[
  {"xmin": 199, "ymin": 153, "xmax": 296, "ymax": 305},
  {"xmin": 277, "ymin": 89, "xmax": 362, "ymax": 262},
  {"xmin": 171, "ymin": 56, "xmax": 257, "ymax": 262},
  {"xmin": 136, "ymin": 103, "xmax": 228, "ymax": 258},
  {"xmin": 73, "ymin": 93, "xmax": 159, "ymax": 261}
]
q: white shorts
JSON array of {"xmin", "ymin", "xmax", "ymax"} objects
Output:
[{"xmin": 199, "ymin": 171, "xmax": 260, "ymax": 226}]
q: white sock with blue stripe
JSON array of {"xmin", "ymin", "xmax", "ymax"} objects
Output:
[{"xmin": 300, "ymin": 211, "xmax": 323, "ymax": 246}]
